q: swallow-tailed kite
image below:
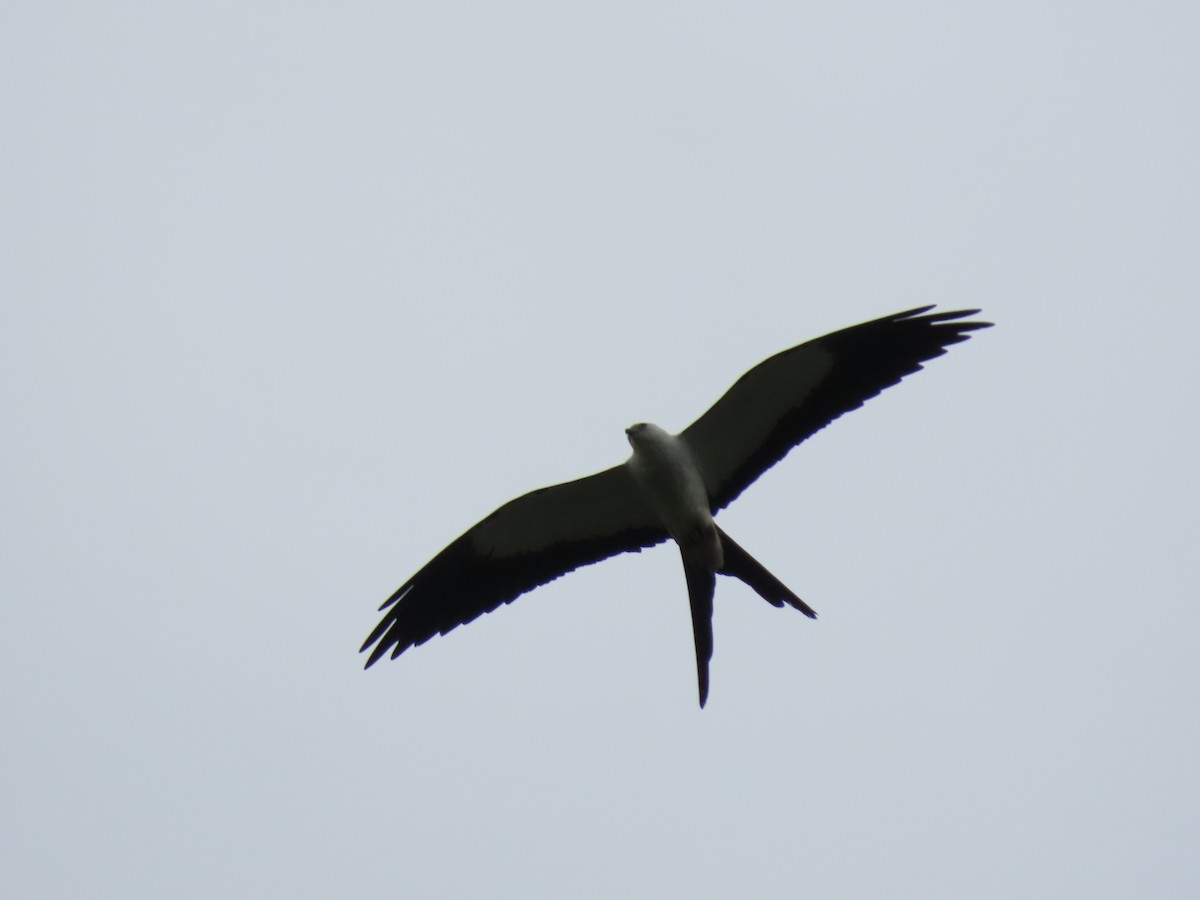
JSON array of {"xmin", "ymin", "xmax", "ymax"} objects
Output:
[{"xmin": 362, "ymin": 306, "xmax": 991, "ymax": 706}]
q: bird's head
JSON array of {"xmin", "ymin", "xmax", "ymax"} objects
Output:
[{"xmin": 625, "ymin": 422, "xmax": 667, "ymax": 450}]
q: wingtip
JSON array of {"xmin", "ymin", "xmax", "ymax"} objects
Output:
[
  {"xmin": 360, "ymin": 634, "xmax": 394, "ymax": 668},
  {"xmin": 893, "ymin": 304, "xmax": 993, "ymax": 327},
  {"xmin": 915, "ymin": 305, "xmax": 990, "ymax": 324},
  {"xmin": 378, "ymin": 583, "xmax": 413, "ymax": 612},
  {"xmin": 895, "ymin": 304, "xmax": 937, "ymax": 319}
]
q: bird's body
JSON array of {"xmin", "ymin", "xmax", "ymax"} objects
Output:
[
  {"xmin": 362, "ymin": 306, "xmax": 991, "ymax": 706},
  {"xmin": 625, "ymin": 423, "xmax": 716, "ymax": 558},
  {"xmin": 626, "ymin": 422, "xmax": 727, "ymax": 706}
]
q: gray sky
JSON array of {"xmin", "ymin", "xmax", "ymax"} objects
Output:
[{"xmin": 3, "ymin": 2, "xmax": 1198, "ymax": 898}]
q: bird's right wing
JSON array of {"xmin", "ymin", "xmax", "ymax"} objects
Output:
[{"xmin": 361, "ymin": 464, "xmax": 669, "ymax": 666}]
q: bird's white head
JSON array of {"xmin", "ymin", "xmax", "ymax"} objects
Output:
[{"xmin": 625, "ymin": 422, "xmax": 669, "ymax": 451}]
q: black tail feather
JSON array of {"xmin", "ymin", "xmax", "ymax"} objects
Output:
[
  {"xmin": 716, "ymin": 526, "xmax": 817, "ymax": 619},
  {"xmin": 681, "ymin": 552, "xmax": 716, "ymax": 708}
]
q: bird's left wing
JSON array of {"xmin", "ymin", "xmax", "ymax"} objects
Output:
[
  {"xmin": 361, "ymin": 464, "xmax": 669, "ymax": 666},
  {"xmin": 681, "ymin": 306, "xmax": 991, "ymax": 512}
]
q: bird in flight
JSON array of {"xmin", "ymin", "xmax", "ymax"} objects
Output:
[{"xmin": 361, "ymin": 306, "xmax": 991, "ymax": 706}]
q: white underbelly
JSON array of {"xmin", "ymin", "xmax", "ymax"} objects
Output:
[{"xmin": 625, "ymin": 429, "xmax": 713, "ymax": 541}]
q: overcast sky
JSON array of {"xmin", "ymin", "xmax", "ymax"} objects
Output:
[{"xmin": 4, "ymin": 2, "xmax": 1198, "ymax": 898}]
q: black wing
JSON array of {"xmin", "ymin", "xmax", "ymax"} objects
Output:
[
  {"xmin": 362, "ymin": 464, "xmax": 669, "ymax": 666},
  {"xmin": 681, "ymin": 306, "xmax": 991, "ymax": 512}
]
